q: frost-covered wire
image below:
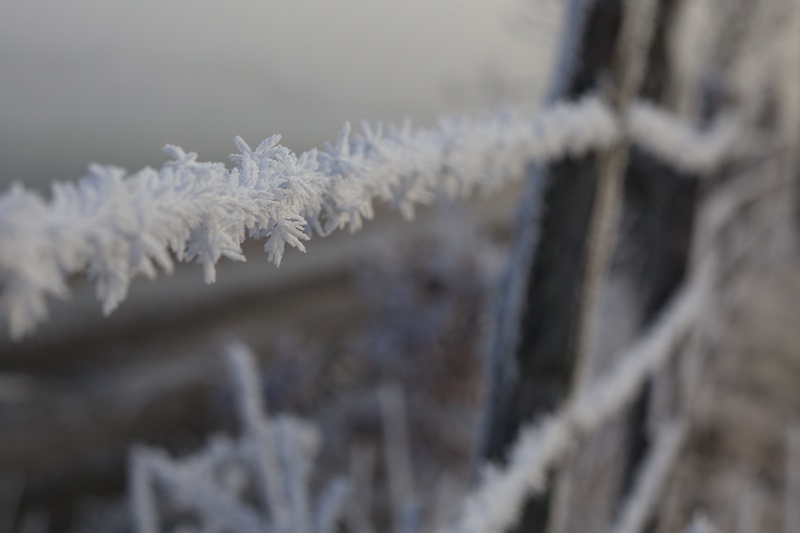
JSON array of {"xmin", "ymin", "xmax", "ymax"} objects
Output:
[
  {"xmin": 0, "ymin": 95, "xmax": 617, "ymax": 340},
  {"xmin": 0, "ymin": 94, "xmax": 738, "ymax": 340},
  {"xmin": 447, "ymin": 260, "xmax": 711, "ymax": 533},
  {"xmin": 628, "ymin": 103, "xmax": 741, "ymax": 174},
  {"xmin": 129, "ymin": 449, "xmax": 161, "ymax": 533}
]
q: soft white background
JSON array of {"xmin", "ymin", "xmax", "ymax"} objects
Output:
[{"xmin": 0, "ymin": 0, "xmax": 559, "ymax": 192}]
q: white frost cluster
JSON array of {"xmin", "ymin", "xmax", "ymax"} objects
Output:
[{"xmin": 129, "ymin": 341, "xmax": 350, "ymax": 533}]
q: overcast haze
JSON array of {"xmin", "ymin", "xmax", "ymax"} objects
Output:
[{"xmin": 0, "ymin": 0, "xmax": 559, "ymax": 191}]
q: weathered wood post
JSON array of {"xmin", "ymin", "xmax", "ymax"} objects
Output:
[{"xmin": 478, "ymin": 0, "xmax": 698, "ymax": 531}]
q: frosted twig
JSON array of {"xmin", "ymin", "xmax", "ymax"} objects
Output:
[
  {"xmin": 275, "ymin": 416, "xmax": 319, "ymax": 533},
  {"xmin": 379, "ymin": 384, "xmax": 421, "ymax": 533},
  {"xmin": 129, "ymin": 448, "xmax": 161, "ymax": 533},
  {"xmin": 314, "ymin": 478, "xmax": 351, "ymax": 533},
  {"xmin": 129, "ymin": 341, "xmax": 347, "ymax": 533},
  {"xmin": 129, "ymin": 447, "xmax": 266, "ymax": 533},
  {"xmin": 225, "ymin": 341, "xmax": 291, "ymax": 531},
  {"xmin": 611, "ymin": 421, "xmax": 687, "ymax": 533}
]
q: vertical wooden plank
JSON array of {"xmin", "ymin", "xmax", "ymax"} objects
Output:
[
  {"xmin": 479, "ymin": 1, "xmax": 624, "ymax": 532},
  {"xmin": 479, "ymin": 0, "xmax": 700, "ymax": 531}
]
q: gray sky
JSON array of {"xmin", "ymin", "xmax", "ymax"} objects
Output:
[{"xmin": 0, "ymin": 0, "xmax": 560, "ymax": 191}]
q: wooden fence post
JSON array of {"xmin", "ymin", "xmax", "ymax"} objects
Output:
[{"xmin": 479, "ymin": 0, "xmax": 698, "ymax": 531}]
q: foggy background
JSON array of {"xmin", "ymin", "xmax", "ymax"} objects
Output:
[
  {"xmin": 0, "ymin": 5, "xmax": 562, "ymax": 528},
  {"xmin": 0, "ymin": 0, "xmax": 562, "ymax": 356},
  {"xmin": 0, "ymin": 0, "xmax": 559, "ymax": 193}
]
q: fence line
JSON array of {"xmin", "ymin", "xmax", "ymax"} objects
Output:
[
  {"xmin": 0, "ymin": 96, "xmax": 736, "ymax": 340},
  {"xmin": 450, "ymin": 135, "xmax": 792, "ymax": 533},
  {"xmin": 447, "ymin": 258, "xmax": 712, "ymax": 533},
  {"xmin": 122, "ymin": 109, "xmax": 770, "ymax": 533}
]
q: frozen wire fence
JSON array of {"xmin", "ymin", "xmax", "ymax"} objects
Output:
[
  {"xmin": 627, "ymin": 103, "xmax": 741, "ymax": 175},
  {"xmin": 451, "ymin": 154, "xmax": 792, "ymax": 533},
  {"xmin": 0, "ymin": 96, "xmax": 737, "ymax": 340},
  {"xmin": 448, "ymin": 260, "xmax": 712, "ymax": 533}
]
